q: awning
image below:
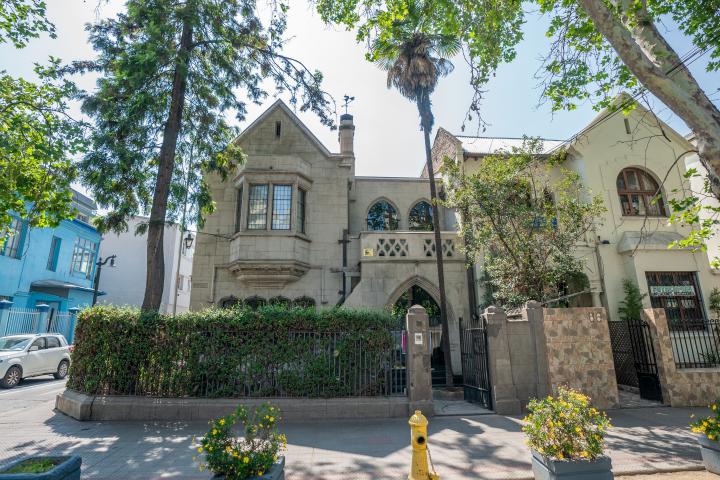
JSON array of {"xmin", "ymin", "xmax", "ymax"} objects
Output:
[
  {"xmin": 30, "ymin": 279, "xmax": 105, "ymax": 296},
  {"xmin": 616, "ymin": 231, "xmax": 687, "ymax": 254}
]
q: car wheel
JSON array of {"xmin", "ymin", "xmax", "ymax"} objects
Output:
[
  {"xmin": 1, "ymin": 366, "xmax": 22, "ymax": 388},
  {"xmin": 54, "ymin": 360, "xmax": 69, "ymax": 380}
]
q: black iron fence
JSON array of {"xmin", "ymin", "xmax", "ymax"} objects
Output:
[
  {"xmin": 670, "ymin": 319, "xmax": 720, "ymax": 369},
  {"xmin": 608, "ymin": 321, "xmax": 639, "ymax": 388},
  {"xmin": 69, "ymin": 327, "xmax": 407, "ymax": 398}
]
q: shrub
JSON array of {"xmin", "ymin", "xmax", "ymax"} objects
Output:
[
  {"xmin": 68, "ymin": 305, "xmax": 398, "ymax": 398},
  {"xmin": 618, "ymin": 279, "xmax": 646, "ymax": 322},
  {"xmin": 196, "ymin": 403, "xmax": 286, "ymax": 479},
  {"xmin": 691, "ymin": 401, "xmax": 720, "ymax": 441},
  {"xmin": 523, "ymin": 387, "xmax": 611, "ymax": 461}
]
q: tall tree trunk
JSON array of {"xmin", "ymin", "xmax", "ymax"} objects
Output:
[
  {"xmin": 418, "ymin": 91, "xmax": 454, "ymax": 386},
  {"xmin": 579, "ymin": 0, "xmax": 720, "ymax": 188},
  {"xmin": 142, "ymin": 18, "xmax": 193, "ymax": 311}
]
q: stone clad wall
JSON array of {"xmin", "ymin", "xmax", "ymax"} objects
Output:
[
  {"xmin": 486, "ymin": 304, "xmax": 618, "ymax": 414},
  {"xmin": 542, "ymin": 307, "xmax": 619, "ymax": 410},
  {"xmin": 643, "ymin": 308, "xmax": 720, "ymax": 406}
]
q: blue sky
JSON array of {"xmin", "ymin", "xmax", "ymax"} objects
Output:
[{"xmin": 1, "ymin": 0, "xmax": 718, "ymax": 180}]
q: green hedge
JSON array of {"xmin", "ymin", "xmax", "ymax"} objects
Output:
[{"xmin": 67, "ymin": 305, "xmax": 401, "ymax": 398}]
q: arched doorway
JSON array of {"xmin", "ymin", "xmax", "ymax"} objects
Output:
[{"xmin": 391, "ymin": 285, "xmax": 447, "ymax": 386}]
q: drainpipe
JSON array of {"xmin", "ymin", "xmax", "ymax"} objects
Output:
[{"xmin": 339, "ymin": 229, "xmax": 348, "ymax": 302}]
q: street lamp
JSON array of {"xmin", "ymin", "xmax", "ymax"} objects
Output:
[
  {"xmin": 184, "ymin": 232, "xmax": 194, "ymax": 250},
  {"xmin": 92, "ymin": 255, "xmax": 116, "ymax": 306}
]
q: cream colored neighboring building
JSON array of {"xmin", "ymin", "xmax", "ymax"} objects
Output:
[
  {"xmin": 191, "ymin": 99, "xmax": 720, "ymax": 365},
  {"xmin": 433, "ymin": 101, "xmax": 720, "ymax": 326}
]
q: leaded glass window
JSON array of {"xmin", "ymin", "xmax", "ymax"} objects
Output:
[
  {"xmin": 367, "ymin": 200, "xmax": 399, "ymax": 231},
  {"xmin": 247, "ymin": 184, "xmax": 268, "ymax": 230},
  {"xmin": 272, "ymin": 185, "xmax": 292, "ymax": 230},
  {"xmin": 297, "ymin": 188, "xmax": 306, "ymax": 234},
  {"xmin": 409, "ymin": 201, "xmax": 433, "ymax": 231}
]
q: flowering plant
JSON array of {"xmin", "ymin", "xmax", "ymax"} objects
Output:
[
  {"xmin": 691, "ymin": 401, "xmax": 720, "ymax": 441},
  {"xmin": 196, "ymin": 403, "xmax": 286, "ymax": 479},
  {"xmin": 522, "ymin": 387, "xmax": 611, "ymax": 461}
]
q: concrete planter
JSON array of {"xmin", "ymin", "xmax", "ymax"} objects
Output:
[
  {"xmin": 697, "ymin": 434, "xmax": 720, "ymax": 474},
  {"xmin": 212, "ymin": 456, "xmax": 284, "ymax": 480},
  {"xmin": 0, "ymin": 456, "xmax": 81, "ymax": 480},
  {"xmin": 531, "ymin": 450, "xmax": 613, "ymax": 480}
]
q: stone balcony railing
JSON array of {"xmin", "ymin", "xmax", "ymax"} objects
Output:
[
  {"xmin": 228, "ymin": 233, "xmax": 311, "ymax": 287},
  {"xmin": 359, "ymin": 231, "xmax": 463, "ymax": 261}
]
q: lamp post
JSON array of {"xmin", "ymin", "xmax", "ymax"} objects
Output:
[
  {"xmin": 92, "ymin": 255, "xmax": 116, "ymax": 306},
  {"xmin": 172, "ymin": 231, "xmax": 194, "ymax": 316}
]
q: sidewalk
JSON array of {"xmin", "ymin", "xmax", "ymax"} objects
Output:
[{"xmin": 0, "ymin": 382, "xmax": 711, "ymax": 479}]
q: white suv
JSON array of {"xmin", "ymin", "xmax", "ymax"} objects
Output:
[{"xmin": 0, "ymin": 334, "xmax": 72, "ymax": 388}]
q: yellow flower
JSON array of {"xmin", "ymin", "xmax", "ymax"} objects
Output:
[
  {"xmin": 243, "ymin": 457, "xmax": 249, "ymax": 464},
  {"xmin": 714, "ymin": 405, "xmax": 718, "ymax": 411},
  {"xmin": 710, "ymin": 435, "xmax": 717, "ymax": 441},
  {"xmin": 197, "ymin": 447, "xmax": 203, "ymax": 453},
  {"xmin": 219, "ymin": 419, "xmax": 226, "ymax": 425},
  {"xmin": 258, "ymin": 472, "xmax": 264, "ymax": 476},
  {"xmin": 225, "ymin": 446, "xmax": 232, "ymax": 453},
  {"xmin": 212, "ymin": 429, "xmax": 218, "ymax": 435},
  {"xmin": 575, "ymin": 426, "xmax": 582, "ymax": 433},
  {"xmin": 269, "ymin": 416, "xmax": 274, "ymax": 422}
]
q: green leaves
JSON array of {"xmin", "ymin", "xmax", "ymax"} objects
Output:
[
  {"xmin": 443, "ymin": 137, "xmax": 605, "ymax": 307},
  {"xmin": 67, "ymin": 305, "xmax": 398, "ymax": 398},
  {"xmin": 0, "ymin": 0, "xmax": 54, "ymax": 48},
  {"xmin": 0, "ymin": 61, "xmax": 86, "ymax": 236}
]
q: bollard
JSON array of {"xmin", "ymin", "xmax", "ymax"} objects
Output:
[{"xmin": 408, "ymin": 410, "xmax": 439, "ymax": 480}]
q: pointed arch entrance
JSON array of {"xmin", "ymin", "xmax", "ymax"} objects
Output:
[{"xmin": 388, "ymin": 278, "xmax": 449, "ymax": 386}]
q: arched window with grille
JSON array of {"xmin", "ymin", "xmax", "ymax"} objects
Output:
[
  {"xmin": 408, "ymin": 201, "xmax": 433, "ymax": 231},
  {"xmin": 617, "ymin": 168, "xmax": 666, "ymax": 217},
  {"xmin": 218, "ymin": 296, "xmax": 241, "ymax": 309},
  {"xmin": 367, "ymin": 200, "xmax": 399, "ymax": 231}
]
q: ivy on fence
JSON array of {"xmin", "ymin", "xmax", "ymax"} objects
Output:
[{"xmin": 67, "ymin": 305, "xmax": 401, "ymax": 398}]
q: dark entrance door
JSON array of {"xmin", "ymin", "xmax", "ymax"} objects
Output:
[
  {"xmin": 626, "ymin": 318, "xmax": 663, "ymax": 402},
  {"xmin": 392, "ymin": 285, "xmax": 446, "ymax": 386},
  {"xmin": 459, "ymin": 315, "xmax": 492, "ymax": 408}
]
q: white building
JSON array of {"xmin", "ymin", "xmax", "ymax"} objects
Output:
[{"xmin": 99, "ymin": 216, "xmax": 194, "ymax": 314}]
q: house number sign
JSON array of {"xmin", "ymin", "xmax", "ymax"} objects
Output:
[
  {"xmin": 414, "ymin": 333, "xmax": 423, "ymax": 345},
  {"xmin": 363, "ymin": 248, "xmax": 374, "ymax": 257}
]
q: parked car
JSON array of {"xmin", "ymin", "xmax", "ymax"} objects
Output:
[{"xmin": 0, "ymin": 334, "xmax": 71, "ymax": 388}]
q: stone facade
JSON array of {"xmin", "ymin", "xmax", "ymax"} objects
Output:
[{"xmin": 643, "ymin": 308, "xmax": 720, "ymax": 407}]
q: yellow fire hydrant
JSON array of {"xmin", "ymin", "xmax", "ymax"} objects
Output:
[{"xmin": 408, "ymin": 410, "xmax": 439, "ymax": 480}]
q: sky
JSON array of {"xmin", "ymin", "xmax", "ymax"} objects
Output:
[{"xmin": 1, "ymin": 0, "xmax": 718, "ymax": 183}]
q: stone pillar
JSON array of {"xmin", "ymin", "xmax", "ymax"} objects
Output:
[
  {"xmin": 0, "ymin": 299, "xmax": 13, "ymax": 336},
  {"xmin": 525, "ymin": 301, "xmax": 551, "ymax": 399},
  {"xmin": 35, "ymin": 303, "xmax": 50, "ymax": 333},
  {"xmin": 67, "ymin": 307, "xmax": 81, "ymax": 344},
  {"xmin": 642, "ymin": 308, "xmax": 675, "ymax": 405},
  {"xmin": 485, "ymin": 306, "xmax": 522, "ymax": 414},
  {"xmin": 406, "ymin": 305, "xmax": 433, "ymax": 415}
]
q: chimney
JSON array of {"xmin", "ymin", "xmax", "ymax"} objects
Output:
[{"xmin": 339, "ymin": 113, "xmax": 355, "ymax": 156}]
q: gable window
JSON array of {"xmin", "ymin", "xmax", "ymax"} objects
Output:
[
  {"xmin": 271, "ymin": 185, "xmax": 292, "ymax": 230},
  {"xmin": 247, "ymin": 184, "xmax": 269, "ymax": 230},
  {"xmin": 47, "ymin": 236, "xmax": 61, "ymax": 271},
  {"xmin": 70, "ymin": 237, "xmax": 97, "ymax": 279},
  {"xmin": 409, "ymin": 201, "xmax": 434, "ymax": 231},
  {"xmin": 367, "ymin": 200, "xmax": 399, "ymax": 231},
  {"xmin": 617, "ymin": 168, "xmax": 666, "ymax": 217},
  {"xmin": 297, "ymin": 188, "xmax": 306, "ymax": 234},
  {"xmin": 1, "ymin": 217, "xmax": 25, "ymax": 259}
]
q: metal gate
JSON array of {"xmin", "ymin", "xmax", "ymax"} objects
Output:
[
  {"xmin": 459, "ymin": 314, "xmax": 492, "ymax": 408},
  {"xmin": 609, "ymin": 319, "xmax": 663, "ymax": 401}
]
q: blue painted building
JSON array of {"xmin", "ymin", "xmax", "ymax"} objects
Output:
[{"xmin": 0, "ymin": 190, "xmax": 103, "ymax": 318}]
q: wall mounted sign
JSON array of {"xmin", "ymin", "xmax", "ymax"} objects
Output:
[
  {"xmin": 414, "ymin": 333, "xmax": 423, "ymax": 345},
  {"xmin": 649, "ymin": 285, "xmax": 695, "ymax": 297},
  {"xmin": 362, "ymin": 248, "xmax": 374, "ymax": 257}
]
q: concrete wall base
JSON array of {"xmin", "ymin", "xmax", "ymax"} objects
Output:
[{"xmin": 55, "ymin": 390, "xmax": 412, "ymax": 422}]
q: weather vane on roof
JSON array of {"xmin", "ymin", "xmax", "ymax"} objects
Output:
[{"xmin": 342, "ymin": 94, "xmax": 355, "ymax": 115}]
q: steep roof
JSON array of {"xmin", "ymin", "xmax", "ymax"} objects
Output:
[
  {"xmin": 454, "ymin": 136, "xmax": 565, "ymax": 156},
  {"xmin": 234, "ymin": 99, "xmax": 334, "ymax": 157}
]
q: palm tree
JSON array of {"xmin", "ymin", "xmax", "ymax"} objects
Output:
[{"xmin": 372, "ymin": 3, "xmax": 460, "ymax": 386}]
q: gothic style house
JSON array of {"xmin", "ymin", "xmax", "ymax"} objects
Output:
[{"xmin": 190, "ymin": 99, "xmax": 720, "ymax": 369}]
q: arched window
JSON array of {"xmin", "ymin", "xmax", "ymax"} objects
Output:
[
  {"xmin": 293, "ymin": 296, "xmax": 316, "ymax": 308},
  {"xmin": 408, "ymin": 201, "xmax": 434, "ymax": 231},
  {"xmin": 218, "ymin": 296, "xmax": 241, "ymax": 309},
  {"xmin": 268, "ymin": 296, "xmax": 291, "ymax": 307},
  {"xmin": 244, "ymin": 296, "xmax": 266, "ymax": 310},
  {"xmin": 617, "ymin": 168, "xmax": 666, "ymax": 217},
  {"xmin": 367, "ymin": 200, "xmax": 399, "ymax": 231}
]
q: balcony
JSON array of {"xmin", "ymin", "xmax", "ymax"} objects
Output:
[
  {"xmin": 228, "ymin": 233, "xmax": 310, "ymax": 287},
  {"xmin": 359, "ymin": 231, "xmax": 463, "ymax": 262}
]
